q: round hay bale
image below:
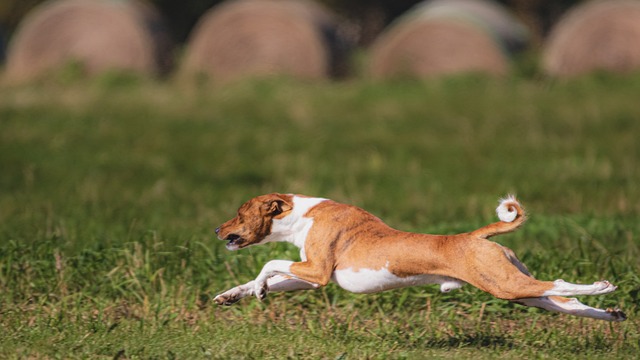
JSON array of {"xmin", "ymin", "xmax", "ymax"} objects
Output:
[
  {"xmin": 543, "ymin": 0, "xmax": 640, "ymax": 77},
  {"xmin": 182, "ymin": 0, "xmax": 349, "ymax": 81},
  {"xmin": 5, "ymin": 0, "xmax": 173, "ymax": 82},
  {"xmin": 369, "ymin": 0, "xmax": 529, "ymax": 79}
]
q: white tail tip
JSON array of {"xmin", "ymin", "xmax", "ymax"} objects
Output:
[{"xmin": 496, "ymin": 195, "xmax": 519, "ymax": 223}]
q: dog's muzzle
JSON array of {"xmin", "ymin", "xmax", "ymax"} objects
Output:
[{"xmin": 216, "ymin": 227, "xmax": 245, "ymax": 250}]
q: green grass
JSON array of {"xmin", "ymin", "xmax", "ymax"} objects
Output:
[{"xmin": 1, "ymin": 72, "xmax": 640, "ymax": 358}]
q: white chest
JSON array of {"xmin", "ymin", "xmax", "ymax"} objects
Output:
[{"xmin": 263, "ymin": 196, "xmax": 326, "ymax": 256}]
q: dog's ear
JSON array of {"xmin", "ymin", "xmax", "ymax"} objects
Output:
[{"xmin": 264, "ymin": 196, "xmax": 292, "ymax": 216}]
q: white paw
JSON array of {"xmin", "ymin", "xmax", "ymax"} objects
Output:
[
  {"xmin": 439, "ymin": 280, "xmax": 464, "ymax": 293},
  {"xmin": 254, "ymin": 282, "xmax": 268, "ymax": 301},
  {"xmin": 214, "ymin": 285, "xmax": 252, "ymax": 306},
  {"xmin": 595, "ymin": 280, "xmax": 617, "ymax": 293},
  {"xmin": 214, "ymin": 291, "xmax": 241, "ymax": 306}
]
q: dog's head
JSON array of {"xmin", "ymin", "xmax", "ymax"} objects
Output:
[{"xmin": 215, "ymin": 193, "xmax": 293, "ymax": 250}]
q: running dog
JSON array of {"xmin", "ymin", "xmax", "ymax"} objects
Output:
[{"xmin": 214, "ymin": 193, "xmax": 626, "ymax": 321}]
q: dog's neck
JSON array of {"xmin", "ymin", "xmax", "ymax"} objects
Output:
[{"xmin": 264, "ymin": 196, "xmax": 327, "ymax": 253}]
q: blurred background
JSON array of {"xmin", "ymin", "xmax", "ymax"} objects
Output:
[
  {"xmin": 2, "ymin": 0, "xmax": 640, "ymax": 81},
  {"xmin": 1, "ymin": 0, "xmax": 578, "ymax": 46}
]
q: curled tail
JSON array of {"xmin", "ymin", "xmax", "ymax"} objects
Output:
[{"xmin": 471, "ymin": 195, "xmax": 526, "ymax": 239}]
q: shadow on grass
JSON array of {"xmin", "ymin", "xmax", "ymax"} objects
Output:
[{"xmin": 422, "ymin": 333, "xmax": 513, "ymax": 350}]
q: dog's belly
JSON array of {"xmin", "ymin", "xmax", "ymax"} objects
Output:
[{"xmin": 331, "ymin": 267, "xmax": 451, "ymax": 294}]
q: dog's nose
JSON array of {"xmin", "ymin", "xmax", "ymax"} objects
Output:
[{"xmin": 215, "ymin": 227, "xmax": 220, "ymax": 234}]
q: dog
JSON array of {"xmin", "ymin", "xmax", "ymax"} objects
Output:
[{"xmin": 214, "ymin": 193, "xmax": 626, "ymax": 321}]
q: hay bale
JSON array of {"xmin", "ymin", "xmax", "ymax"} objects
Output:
[
  {"xmin": 369, "ymin": 0, "xmax": 529, "ymax": 79},
  {"xmin": 543, "ymin": 0, "xmax": 640, "ymax": 77},
  {"xmin": 182, "ymin": 0, "xmax": 349, "ymax": 81},
  {"xmin": 5, "ymin": 0, "xmax": 173, "ymax": 82}
]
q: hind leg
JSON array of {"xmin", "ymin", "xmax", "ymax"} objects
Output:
[
  {"xmin": 542, "ymin": 279, "xmax": 617, "ymax": 296},
  {"xmin": 515, "ymin": 296, "xmax": 626, "ymax": 322},
  {"xmin": 500, "ymin": 245, "xmax": 618, "ymax": 296},
  {"xmin": 460, "ymin": 241, "xmax": 619, "ymax": 300}
]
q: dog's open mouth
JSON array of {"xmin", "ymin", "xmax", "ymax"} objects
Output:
[{"xmin": 224, "ymin": 234, "xmax": 244, "ymax": 250}]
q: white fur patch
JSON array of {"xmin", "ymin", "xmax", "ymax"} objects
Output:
[
  {"xmin": 496, "ymin": 195, "xmax": 519, "ymax": 223},
  {"xmin": 332, "ymin": 267, "xmax": 462, "ymax": 294},
  {"xmin": 516, "ymin": 297, "xmax": 625, "ymax": 321},
  {"xmin": 256, "ymin": 260, "xmax": 293, "ymax": 282},
  {"xmin": 542, "ymin": 279, "xmax": 617, "ymax": 297},
  {"xmin": 264, "ymin": 196, "xmax": 327, "ymax": 259},
  {"xmin": 439, "ymin": 280, "xmax": 465, "ymax": 293}
]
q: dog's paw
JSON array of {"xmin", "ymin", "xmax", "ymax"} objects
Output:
[
  {"xmin": 595, "ymin": 280, "xmax": 617, "ymax": 294},
  {"xmin": 213, "ymin": 293, "xmax": 241, "ymax": 306},
  {"xmin": 254, "ymin": 282, "xmax": 268, "ymax": 301},
  {"xmin": 606, "ymin": 308, "xmax": 627, "ymax": 322}
]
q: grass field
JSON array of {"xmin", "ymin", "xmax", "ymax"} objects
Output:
[{"xmin": 1, "ymin": 72, "xmax": 640, "ymax": 359}]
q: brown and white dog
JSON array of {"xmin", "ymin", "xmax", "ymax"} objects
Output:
[{"xmin": 214, "ymin": 193, "xmax": 626, "ymax": 321}]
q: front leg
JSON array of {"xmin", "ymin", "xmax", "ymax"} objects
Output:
[
  {"xmin": 214, "ymin": 280, "xmax": 255, "ymax": 306},
  {"xmin": 253, "ymin": 260, "xmax": 297, "ymax": 301},
  {"xmin": 215, "ymin": 274, "xmax": 319, "ymax": 305},
  {"xmin": 252, "ymin": 259, "xmax": 333, "ymax": 301}
]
